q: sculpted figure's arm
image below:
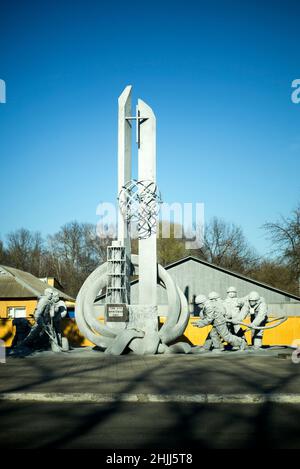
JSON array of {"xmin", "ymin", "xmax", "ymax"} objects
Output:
[
  {"xmin": 192, "ymin": 304, "xmax": 214, "ymax": 327},
  {"xmin": 251, "ymin": 302, "xmax": 268, "ymax": 327},
  {"xmin": 34, "ymin": 296, "xmax": 49, "ymax": 319},
  {"xmin": 223, "ymin": 300, "xmax": 232, "ymax": 320},
  {"xmin": 238, "ymin": 302, "xmax": 250, "ymax": 323}
]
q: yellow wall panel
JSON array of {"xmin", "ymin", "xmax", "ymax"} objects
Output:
[
  {"xmin": 1, "ymin": 315, "xmax": 300, "ymax": 349},
  {"xmin": 0, "ymin": 299, "xmax": 37, "ymax": 319}
]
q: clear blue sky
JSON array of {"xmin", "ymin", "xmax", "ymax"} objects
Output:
[{"xmin": 0, "ymin": 0, "xmax": 299, "ymax": 255}]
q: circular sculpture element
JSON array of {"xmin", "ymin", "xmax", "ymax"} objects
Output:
[
  {"xmin": 75, "ymin": 255, "xmax": 190, "ymax": 355},
  {"xmin": 118, "ymin": 179, "xmax": 162, "ymax": 239}
]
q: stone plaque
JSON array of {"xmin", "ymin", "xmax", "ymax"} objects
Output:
[{"xmin": 106, "ymin": 304, "xmax": 129, "ymax": 322}]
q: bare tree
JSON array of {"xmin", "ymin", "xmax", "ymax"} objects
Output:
[
  {"xmin": 130, "ymin": 222, "xmax": 187, "ymax": 267},
  {"xmin": 133, "ymin": 218, "xmax": 258, "ymax": 272},
  {"xmin": 0, "ymin": 239, "xmax": 6, "ymax": 264},
  {"xmin": 194, "ymin": 217, "xmax": 258, "ymax": 273},
  {"xmin": 249, "ymin": 260, "xmax": 299, "ymax": 296},
  {"xmin": 263, "ymin": 203, "xmax": 300, "ymax": 296},
  {"xmin": 157, "ymin": 222, "xmax": 187, "ymax": 266},
  {"xmin": 4, "ymin": 210, "xmax": 298, "ymax": 299},
  {"xmin": 47, "ymin": 221, "xmax": 112, "ymax": 297},
  {"xmin": 263, "ymin": 204, "xmax": 300, "ymax": 278},
  {"xmin": 1, "ymin": 223, "xmax": 113, "ymax": 298},
  {"xmin": 6, "ymin": 228, "xmax": 45, "ymax": 276}
]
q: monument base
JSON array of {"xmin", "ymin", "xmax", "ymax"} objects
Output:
[{"xmin": 127, "ymin": 305, "xmax": 160, "ymax": 355}]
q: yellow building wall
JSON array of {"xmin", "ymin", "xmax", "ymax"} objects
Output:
[
  {"xmin": 0, "ymin": 299, "xmax": 37, "ymax": 346},
  {"xmin": 55, "ymin": 315, "xmax": 300, "ymax": 348},
  {"xmin": 1, "ymin": 313, "xmax": 300, "ymax": 349},
  {"xmin": 0, "ymin": 299, "xmax": 37, "ymax": 319},
  {"xmin": 181, "ymin": 317, "xmax": 300, "ymax": 347}
]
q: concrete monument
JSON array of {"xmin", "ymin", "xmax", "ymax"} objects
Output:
[{"xmin": 75, "ymin": 86, "xmax": 190, "ymax": 355}]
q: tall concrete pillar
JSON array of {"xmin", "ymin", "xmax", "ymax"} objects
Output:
[
  {"xmin": 117, "ymin": 85, "xmax": 132, "ymax": 303},
  {"xmin": 118, "ymin": 85, "xmax": 132, "ymax": 248},
  {"xmin": 137, "ymin": 99, "xmax": 157, "ymax": 306}
]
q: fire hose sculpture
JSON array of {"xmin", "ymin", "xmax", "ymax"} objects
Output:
[{"xmin": 192, "ymin": 290, "xmax": 287, "ymax": 351}]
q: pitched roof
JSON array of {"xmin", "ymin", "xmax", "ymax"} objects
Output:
[
  {"xmin": 157, "ymin": 256, "xmax": 300, "ymax": 301},
  {"xmin": 92, "ymin": 255, "xmax": 300, "ymax": 303},
  {"xmin": 0, "ymin": 265, "xmax": 74, "ymax": 301}
]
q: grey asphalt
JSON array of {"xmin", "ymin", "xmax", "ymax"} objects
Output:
[
  {"xmin": 1, "ymin": 346, "xmax": 300, "ymax": 448},
  {"xmin": 2, "ymin": 401, "xmax": 300, "ymax": 449}
]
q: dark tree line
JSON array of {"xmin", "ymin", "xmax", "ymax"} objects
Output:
[
  {"xmin": 196, "ymin": 215, "xmax": 299, "ymax": 296},
  {"xmin": 0, "ymin": 222, "xmax": 111, "ymax": 298},
  {"xmin": 262, "ymin": 203, "xmax": 300, "ymax": 295},
  {"xmin": 1, "ymin": 206, "xmax": 299, "ymax": 298},
  {"xmin": 155, "ymin": 216, "xmax": 299, "ymax": 295}
]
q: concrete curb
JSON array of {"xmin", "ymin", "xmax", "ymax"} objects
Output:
[{"xmin": 1, "ymin": 392, "xmax": 300, "ymax": 404}]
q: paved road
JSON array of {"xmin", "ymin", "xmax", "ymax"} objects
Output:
[
  {"xmin": 1, "ymin": 401, "xmax": 300, "ymax": 449},
  {"xmin": 1, "ymin": 347, "xmax": 300, "ymax": 449},
  {"xmin": 1, "ymin": 347, "xmax": 299, "ymax": 395}
]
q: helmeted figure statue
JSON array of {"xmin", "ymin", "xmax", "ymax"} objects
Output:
[
  {"xmin": 194, "ymin": 294, "xmax": 223, "ymax": 351},
  {"xmin": 14, "ymin": 287, "xmax": 69, "ymax": 353},
  {"xmin": 195, "ymin": 294, "xmax": 208, "ymax": 320},
  {"xmin": 51, "ymin": 292, "xmax": 68, "ymax": 351},
  {"xmin": 22, "ymin": 287, "xmax": 54, "ymax": 347},
  {"xmin": 193, "ymin": 291, "xmax": 248, "ymax": 351},
  {"xmin": 223, "ymin": 286, "xmax": 246, "ymax": 337},
  {"xmin": 240, "ymin": 291, "xmax": 268, "ymax": 349}
]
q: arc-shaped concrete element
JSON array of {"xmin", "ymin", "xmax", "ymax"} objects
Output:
[{"xmin": 75, "ymin": 255, "xmax": 190, "ymax": 355}]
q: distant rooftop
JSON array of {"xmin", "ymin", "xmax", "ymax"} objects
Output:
[
  {"xmin": 157, "ymin": 256, "xmax": 300, "ymax": 301},
  {"xmin": 0, "ymin": 265, "xmax": 74, "ymax": 301}
]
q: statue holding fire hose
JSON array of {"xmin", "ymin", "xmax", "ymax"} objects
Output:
[
  {"xmin": 192, "ymin": 288, "xmax": 286, "ymax": 351},
  {"xmin": 11, "ymin": 288, "xmax": 69, "ymax": 354}
]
